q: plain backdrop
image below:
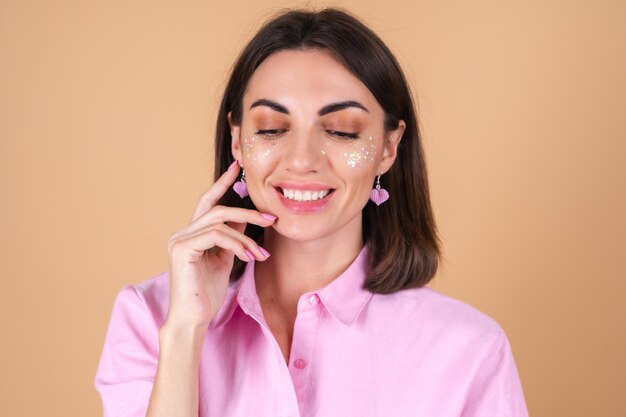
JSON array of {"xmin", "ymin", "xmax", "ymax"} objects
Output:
[{"xmin": 1, "ymin": 0, "xmax": 625, "ymax": 416}]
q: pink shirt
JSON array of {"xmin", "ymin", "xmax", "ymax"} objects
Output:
[{"xmin": 95, "ymin": 245, "xmax": 529, "ymax": 417}]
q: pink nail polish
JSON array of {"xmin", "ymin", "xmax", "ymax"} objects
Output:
[
  {"xmin": 245, "ymin": 249, "xmax": 255, "ymax": 261},
  {"xmin": 228, "ymin": 160, "xmax": 238, "ymax": 170},
  {"xmin": 261, "ymin": 213, "xmax": 277, "ymax": 221},
  {"xmin": 259, "ymin": 247, "xmax": 271, "ymax": 258}
]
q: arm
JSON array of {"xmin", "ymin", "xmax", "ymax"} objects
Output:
[
  {"xmin": 96, "ymin": 162, "xmax": 274, "ymax": 416},
  {"xmin": 145, "ymin": 323, "xmax": 205, "ymax": 417}
]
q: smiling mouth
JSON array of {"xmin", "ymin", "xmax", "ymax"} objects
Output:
[{"xmin": 277, "ymin": 187, "xmax": 335, "ymax": 202}]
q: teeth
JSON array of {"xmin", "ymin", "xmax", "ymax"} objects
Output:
[{"xmin": 282, "ymin": 188, "xmax": 330, "ymax": 201}]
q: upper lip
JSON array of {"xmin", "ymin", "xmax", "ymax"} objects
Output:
[{"xmin": 275, "ymin": 181, "xmax": 335, "ymax": 191}]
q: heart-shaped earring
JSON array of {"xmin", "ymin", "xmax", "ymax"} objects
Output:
[
  {"xmin": 233, "ymin": 163, "xmax": 249, "ymax": 198},
  {"xmin": 369, "ymin": 175, "xmax": 389, "ymax": 206}
]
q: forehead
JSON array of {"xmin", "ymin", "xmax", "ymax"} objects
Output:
[{"xmin": 243, "ymin": 48, "xmax": 380, "ymax": 113}]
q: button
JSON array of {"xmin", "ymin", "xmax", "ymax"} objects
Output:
[
  {"xmin": 294, "ymin": 358, "xmax": 307, "ymax": 369},
  {"xmin": 309, "ymin": 294, "xmax": 320, "ymax": 305}
]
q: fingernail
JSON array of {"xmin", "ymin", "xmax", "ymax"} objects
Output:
[
  {"xmin": 261, "ymin": 213, "xmax": 277, "ymax": 221},
  {"xmin": 259, "ymin": 247, "xmax": 271, "ymax": 258},
  {"xmin": 245, "ymin": 249, "xmax": 255, "ymax": 261},
  {"xmin": 228, "ymin": 160, "xmax": 238, "ymax": 170}
]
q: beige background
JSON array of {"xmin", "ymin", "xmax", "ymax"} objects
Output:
[{"xmin": 1, "ymin": 0, "xmax": 625, "ymax": 415}]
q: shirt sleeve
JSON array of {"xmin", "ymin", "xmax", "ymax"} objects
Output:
[
  {"xmin": 94, "ymin": 285, "xmax": 160, "ymax": 417},
  {"xmin": 461, "ymin": 329, "xmax": 529, "ymax": 417}
]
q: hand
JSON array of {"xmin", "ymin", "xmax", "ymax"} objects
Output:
[{"xmin": 165, "ymin": 161, "xmax": 275, "ymax": 331}]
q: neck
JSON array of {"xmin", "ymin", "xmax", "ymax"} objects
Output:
[{"xmin": 254, "ymin": 221, "xmax": 364, "ymax": 311}]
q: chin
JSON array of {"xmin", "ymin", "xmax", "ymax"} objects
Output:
[{"xmin": 271, "ymin": 220, "xmax": 333, "ymax": 242}]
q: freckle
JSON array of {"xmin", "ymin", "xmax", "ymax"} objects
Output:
[{"xmin": 195, "ymin": 293, "xmax": 198, "ymax": 296}]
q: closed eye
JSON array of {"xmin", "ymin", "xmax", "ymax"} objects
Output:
[
  {"xmin": 255, "ymin": 129, "xmax": 287, "ymax": 138},
  {"xmin": 326, "ymin": 130, "xmax": 359, "ymax": 140},
  {"xmin": 254, "ymin": 129, "xmax": 359, "ymax": 140}
]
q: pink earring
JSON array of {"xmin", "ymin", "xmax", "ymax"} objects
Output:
[
  {"xmin": 369, "ymin": 175, "xmax": 389, "ymax": 206},
  {"xmin": 233, "ymin": 163, "xmax": 249, "ymax": 198}
]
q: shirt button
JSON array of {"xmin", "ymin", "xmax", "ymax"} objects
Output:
[
  {"xmin": 294, "ymin": 358, "xmax": 307, "ymax": 369},
  {"xmin": 309, "ymin": 294, "xmax": 320, "ymax": 305}
]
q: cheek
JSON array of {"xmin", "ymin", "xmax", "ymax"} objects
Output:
[
  {"xmin": 322, "ymin": 135, "xmax": 379, "ymax": 169},
  {"xmin": 242, "ymin": 135, "xmax": 280, "ymax": 166}
]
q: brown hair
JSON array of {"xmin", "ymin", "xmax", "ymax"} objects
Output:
[{"xmin": 214, "ymin": 8, "xmax": 440, "ymax": 293}]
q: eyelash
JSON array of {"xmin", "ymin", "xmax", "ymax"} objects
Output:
[
  {"xmin": 254, "ymin": 129, "xmax": 285, "ymax": 138},
  {"xmin": 254, "ymin": 129, "xmax": 360, "ymax": 140}
]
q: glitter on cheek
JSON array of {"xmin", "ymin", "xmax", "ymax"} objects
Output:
[
  {"xmin": 242, "ymin": 135, "xmax": 255, "ymax": 160},
  {"xmin": 343, "ymin": 151, "xmax": 362, "ymax": 168},
  {"xmin": 242, "ymin": 135, "xmax": 279, "ymax": 164},
  {"xmin": 341, "ymin": 135, "xmax": 377, "ymax": 168}
]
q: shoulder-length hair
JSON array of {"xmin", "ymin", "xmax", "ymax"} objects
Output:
[{"xmin": 214, "ymin": 8, "xmax": 440, "ymax": 293}]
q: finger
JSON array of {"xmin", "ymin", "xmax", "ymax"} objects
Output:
[
  {"xmin": 191, "ymin": 160, "xmax": 240, "ymax": 222},
  {"xmin": 171, "ymin": 226, "xmax": 253, "ymax": 264},
  {"xmin": 173, "ymin": 223, "xmax": 269, "ymax": 261},
  {"xmin": 178, "ymin": 206, "xmax": 276, "ymax": 239},
  {"xmin": 227, "ymin": 221, "xmax": 246, "ymax": 234},
  {"xmin": 203, "ymin": 223, "xmax": 269, "ymax": 260}
]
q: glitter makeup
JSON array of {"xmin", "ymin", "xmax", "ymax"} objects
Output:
[
  {"xmin": 316, "ymin": 134, "xmax": 378, "ymax": 167},
  {"xmin": 242, "ymin": 134, "xmax": 278, "ymax": 165}
]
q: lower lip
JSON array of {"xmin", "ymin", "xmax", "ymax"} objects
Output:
[{"xmin": 275, "ymin": 188, "xmax": 335, "ymax": 213}]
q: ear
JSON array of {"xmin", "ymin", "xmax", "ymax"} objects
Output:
[
  {"xmin": 377, "ymin": 120, "xmax": 406, "ymax": 175},
  {"xmin": 228, "ymin": 112, "xmax": 243, "ymax": 162}
]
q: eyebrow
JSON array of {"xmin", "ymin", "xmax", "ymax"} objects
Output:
[
  {"xmin": 249, "ymin": 99, "xmax": 369, "ymax": 116},
  {"xmin": 250, "ymin": 99, "xmax": 289, "ymax": 114}
]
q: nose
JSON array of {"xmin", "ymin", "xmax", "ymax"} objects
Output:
[{"xmin": 284, "ymin": 129, "xmax": 324, "ymax": 174}]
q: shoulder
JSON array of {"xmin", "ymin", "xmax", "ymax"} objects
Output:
[
  {"xmin": 112, "ymin": 271, "xmax": 171, "ymax": 327},
  {"xmin": 372, "ymin": 285, "xmax": 504, "ymax": 341},
  {"xmin": 133, "ymin": 271, "xmax": 170, "ymax": 306}
]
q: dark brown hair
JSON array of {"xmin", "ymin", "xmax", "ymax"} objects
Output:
[{"xmin": 214, "ymin": 8, "xmax": 440, "ymax": 293}]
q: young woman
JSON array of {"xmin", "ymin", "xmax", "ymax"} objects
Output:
[{"xmin": 95, "ymin": 8, "xmax": 528, "ymax": 417}]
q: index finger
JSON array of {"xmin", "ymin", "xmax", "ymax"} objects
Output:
[{"xmin": 191, "ymin": 160, "xmax": 240, "ymax": 222}]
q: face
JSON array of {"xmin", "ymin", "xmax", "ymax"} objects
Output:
[{"xmin": 229, "ymin": 48, "xmax": 405, "ymax": 242}]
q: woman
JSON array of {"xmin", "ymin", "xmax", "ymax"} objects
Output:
[{"xmin": 95, "ymin": 8, "xmax": 528, "ymax": 417}]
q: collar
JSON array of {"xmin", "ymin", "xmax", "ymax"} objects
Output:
[{"xmin": 209, "ymin": 244, "xmax": 374, "ymax": 329}]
